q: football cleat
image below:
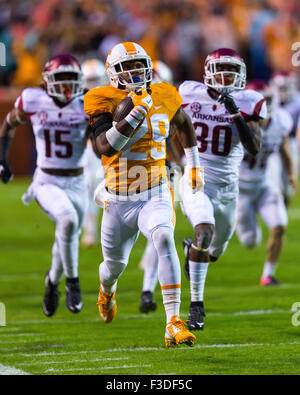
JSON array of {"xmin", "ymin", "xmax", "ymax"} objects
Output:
[
  {"xmin": 65, "ymin": 278, "xmax": 83, "ymax": 314},
  {"xmin": 165, "ymin": 315, "xmax": 196, "ymax": 347},
  {"xmin": 260, "ymin": 276, "xmax": 281, "ymax": 286},
  {"xmin": 97, "ymin": 287, "xmax": 117, "ymax": 323},
  {"xmin": 182, "ymin": 238, "xmax": 193, "ymax": 280},
  {"xmin": 187, "ymin": 302, "xmax": 206, "ymax": 331},
  {"xmin": 139, "ymin": 291, "xmax": 157, "ymax": 314},
  {"xmin": 43, "ymin": 272, "xmax": 60, "ymax": 317}
]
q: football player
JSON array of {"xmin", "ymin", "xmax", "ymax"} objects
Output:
[
  {"xmin": 81, "ymin": 59, "xmax": 107, "ymax": 247},
  {"xmin": 179, "ymin": 48, "xmax": 266, "ymax": 331},
  {"xmin": 237, "ymin": 80, "xmax": 297, "ymax": 286},
  {"xmin": 138, "ymin": 60, "xmax": 176, "ymax": 314},
  {"xmin": 0, "ymin": 54, "xmax": 90, "ymax": 317},
  {"xmin": 268, "ymin": 71, "xmax": 300, "ymax": 205},
  {"xmin": 84, "ymin": 42, "xmax": 203, "ymax": 346}
]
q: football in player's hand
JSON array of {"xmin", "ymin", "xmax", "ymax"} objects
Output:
[{"xmin": 113, "ymin": 96, "xmax": 134, "ymax": 122}]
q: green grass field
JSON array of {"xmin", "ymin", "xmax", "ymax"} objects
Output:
[{"xmin": 0, "ymin": 178, "xmax": 300, "ymax": 375}]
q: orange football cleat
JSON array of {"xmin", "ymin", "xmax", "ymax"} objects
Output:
[
  {"xmin": 165, "ymin": 315, "xmax": 196, "ymax": 347},
  {"xmin": 96, "ymin": 287, "xmax": 117, "ymax": 323}
]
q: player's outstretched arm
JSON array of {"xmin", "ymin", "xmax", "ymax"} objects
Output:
[
  {"xmin": 279, "ymin": 135, "xmax": 298, "ymax": 193},
  {"xmin": 170, "ymin": 107, "xmax": 204, "ymax": 192},
  {"xmin": 0, "ymin": 109, "xmax": 27, "ymax": 184},
  {"xmin": 218, "ymin": 93, "xmax": 261, "ymax": 156}
]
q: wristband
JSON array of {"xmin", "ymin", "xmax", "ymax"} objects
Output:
[
  {"xmin": 106, "ymin": 126, "xmax": 130, "ymax": 151},
  {"xmin": 124, "ymin": 106, "xmax": 146, "ymax": 129},
  {"xmin": 0, "ymin": 136, "xmax": 12, "ymax": 161},
  {"xmin": 184, "ymin": 146, "xmax": 200, "ymax": 168}
]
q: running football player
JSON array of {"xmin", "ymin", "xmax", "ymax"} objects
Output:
[
  {"xmin": 268, "ymin": 71, "xmax": 300, "ymax": 205},
  {"xmin": 0, "ymin": 54, "xmax": 90, "ymax": 317},
  {"xmin": 84, "ymin": 42, "xmax": 203, "ymax": 346},
  {"xmin": 237, "ymin": 80, "xmax": 297, "ymax": 286},
  {"xmin": 179, "ymin": 48, "xmax": 267, "ymax": 331}
]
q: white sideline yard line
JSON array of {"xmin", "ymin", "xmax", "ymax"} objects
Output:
[
  {"xmin": 0, "ymin": 274, "xmax": 40, "ymax": 282},
  {"xmin": 9, "ymin": 307, "xmax": 294, "ymax": 326},
  {"xmin": 19, "ymin": 341, "xmax": 300, "ymax": 358},
  {"xmin": 17, "ymin": 357, "xmax": 129, "ymax": 366},
  {"xmin": 0, "ymin": 363, "xmax": 30, "ymax": 376},
  {"xmin": 0, "ymin": 333, "xmax": 43, "ymax": 338},
  {"xmin": 45, "ymin": 364, "xmax": 152, "ymax": 373},
  {"xmin": 0, "ymin": 337, "xmax": 45, "ymax": 344}
]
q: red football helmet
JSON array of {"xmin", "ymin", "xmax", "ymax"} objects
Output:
[
  {"xmin": 204, "ymin": 48, "xmax": 247, "ymax": 93},
  {"xmin": 270, "ymin": 71, "xmax": 297, "ymax": 104},
  {"xmin": 42, "ymin": 54, "xmax": 83, "ymax": 103},
  {"xmin": 247, "ymin": 79, "xmax": 277, "ymax": 116}
]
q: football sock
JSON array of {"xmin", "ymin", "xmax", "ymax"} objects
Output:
[
  {"xmin": 49, "ymin": 240, "xmax": 64, "ymax": 285},
  {"xmin": 161, "ymin": 286, "xmax": 181, "ymax": 323},
  {"xmin": 189, "ymin": 260, "xmax": 209, "ymax": 302},
  {"xmin": 151, "ymin": 226, "xmax": 182, "ymax": 323},
  {"xmin": 142, "ymin": 239, "xmax": 159, "ymax": 293},
  {"xmin": 262, "ymin": 261, "xmax": 277, "ymax": 278}
]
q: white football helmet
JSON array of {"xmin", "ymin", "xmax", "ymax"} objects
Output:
[
  {"xmin": 152, "ymin": 60, "xmax": 173, "ymax": 84},
  {"xmin": 204, "ymin": 48, "xmax": 247, "ymax": 94},
  {"xmin": 42, "ymin": 54, "xmax": 83, "ymax": 103},
  {"xmin": 106, "ymin": 42, "xmax": 152, "ymax": 92},
  {"xmin": 81, "ymin": 58, "xmax": 107, "ymax": 90}
]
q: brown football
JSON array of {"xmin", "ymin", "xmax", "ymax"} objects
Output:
[{"xmin": 113, "ymin": 96, "xmax": 134, "ymax": 122}]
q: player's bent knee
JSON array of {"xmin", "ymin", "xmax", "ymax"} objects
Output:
[
  {"xmin": 242, "ymin": 236, "xmax": 258, "ymax": 249},
  {"xmin": 57, "ymin": 211, "xmax": 79, "ymax": 241},
  {"xmin": 193, "ymin": 224, "xmax": 214, "ymax": 251},
  {"xmin": 151, "ymin": 226, "xmax": 175, "ymax": 255},
  {"xmin": 270, "ymin": 225, "xmax": 285, "ymax": 239}
]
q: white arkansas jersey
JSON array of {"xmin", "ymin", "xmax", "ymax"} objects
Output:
[
  {"xmin": 239, "ymin": 107, "xmax": 293, "ymax": 185},
  {"xmin": 14, "ymin": 88, "xmax": 89, "ymax": 168},
  {"xmin": 179, "ymin": 81, "xmax": 267, "ymax": 185}
]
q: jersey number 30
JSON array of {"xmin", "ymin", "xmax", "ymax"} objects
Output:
[{"xmin": 194, "ymin": 122, "xmax": 232, "ymax": 157}]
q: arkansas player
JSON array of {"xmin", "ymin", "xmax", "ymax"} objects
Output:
[
  {"xmin": 0, "ymin": 54, "xmax": 90, "ymax": 317},
  {"xmin": 237, "ymin": 80, "xmax": 297, "ymax": 286},
  {"xmin": 268, "ymin": 71, "xmax": 300, "ymax": 205},
  {"xmin": 179, "ymin": 48, "xmax": 267, "ymax": 331}
]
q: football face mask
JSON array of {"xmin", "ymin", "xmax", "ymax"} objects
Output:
[
  {"xmin": 110, "ymin": 58, "xmax": 152, "ymax": 91},
  {"xmin": 44, "ymin": 71, "xmax": 83, "ymax": 103},
  {"xmin": 204, "ymin": 49, "xmax": 247, "ymax": 94}
]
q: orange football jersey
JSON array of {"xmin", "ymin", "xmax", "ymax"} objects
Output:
[{"xmin": 84, "ymin": 82, "xmax": 182, "ymax": 194}]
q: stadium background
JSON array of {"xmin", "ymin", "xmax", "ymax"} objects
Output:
[{"xmin": 0, "ymin": 0, "xmax": 299, "ymax": 176}]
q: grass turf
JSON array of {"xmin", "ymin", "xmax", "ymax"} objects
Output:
[{"xmin": 0, "ymin": 178, "xmax": 300, "ymax": 375}]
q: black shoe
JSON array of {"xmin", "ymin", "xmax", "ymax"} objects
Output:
[
  {"xmin": 139, "ymin": 291, "xmax": 157, "ymax": 313},
  {"xmin": 43, "ymin": 272, "xmax": 60, "ymax": 317},
  {"xmin": 187, "ymin": 302, "xmax": 206, "ymax": 331},
  {"xmin": 182, "ymin": 238, "xmax": 193, "ymax": 280},
  {"xmin": 209, "ymin": 255, "xmax": 218, "ymax": 262},
  {"xmin": 65, "ymin": 277, "xmax": 83, "ymax": 314}
]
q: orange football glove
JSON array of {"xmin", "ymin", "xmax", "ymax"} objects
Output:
[
  {"xmin": 129, "ymin": 89, "xmax": 153, "ymax": 113},
  {"xmin": 188, "ymin": 166, "xmax": 204, "ymax": 193}
]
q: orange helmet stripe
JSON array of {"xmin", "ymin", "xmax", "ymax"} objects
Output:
[{"xmin": 122, "ymin": 42, "xmax": 137, "ymax": 55}]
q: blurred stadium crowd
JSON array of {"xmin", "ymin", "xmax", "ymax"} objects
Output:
[{"xmin": 0, "ymin": 0, "xmax": 299, "ymax": 91}]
